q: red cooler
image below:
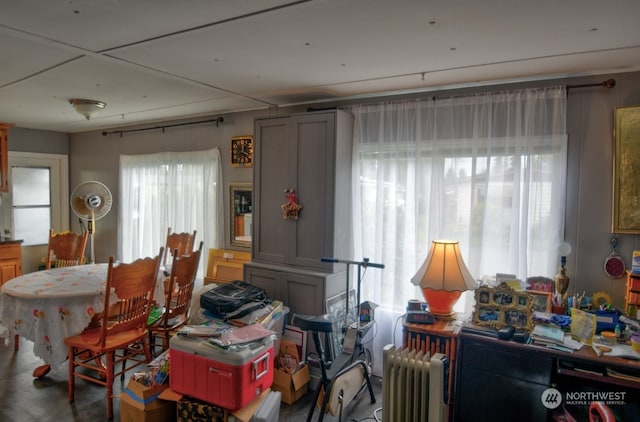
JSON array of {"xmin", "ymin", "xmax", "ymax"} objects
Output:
[{"xmin": 169, "ymin": 334, "xmax": 274, "ymax": 411}]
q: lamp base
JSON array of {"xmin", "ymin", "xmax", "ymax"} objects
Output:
[
  {"xmin": 427, "ymin": 310, "xmax": 457, "ymax": 321},
  {"xmin": 421, "ymin": 288, "xmax": 461, "ymax": 319}
]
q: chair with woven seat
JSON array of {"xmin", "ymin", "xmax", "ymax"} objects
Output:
[
  {"xmin": 149, "ymin": 241, "xmax": 203, "ymax": 355},
  {"xmin": 45, "ymin": 228, "xmax": 89, "ymax": 269},
  {"xmin": 64, "ymin": 248, "xmax": 163, "ymax": 420}
]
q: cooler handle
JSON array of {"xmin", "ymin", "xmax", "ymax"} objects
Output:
[{"xmin": 253, "ymin": 351, "xmax": 270, "ymax": 380}]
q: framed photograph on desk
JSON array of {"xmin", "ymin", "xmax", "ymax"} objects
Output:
[
  {"xmin": 530, "ymin": 291, "xmax": 552, "ymax": 312},
  {"xmin": 473, "ymin": 283, "xmax": 533, "ymax": 330}
]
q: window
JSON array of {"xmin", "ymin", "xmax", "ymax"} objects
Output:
[
  {"xmin": 8, "ymin": 152, "xmax": 69, "ymax": 246},
  {"xmin": 12, "ymin": 167, "xmax": 51, "ymax": 245},
  {"xmin": 119, "ymin": 148, "xmax": 224, "ymax": 276},
  {"xmin": 346, "ymin": 86, "xmax": 567, "ymax": 375}
]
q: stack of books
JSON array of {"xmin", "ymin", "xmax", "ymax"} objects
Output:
[{"xmin": 530, "ymin": 324, "xmax": 566, "ymax": 347}]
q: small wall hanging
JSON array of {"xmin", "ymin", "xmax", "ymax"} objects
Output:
[{"xmin": 281, "ymin": 189, "xmax": 302, "ymax": 220}]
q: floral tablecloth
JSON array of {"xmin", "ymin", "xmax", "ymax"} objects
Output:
[{"xmin": 0, "ymin": 264, "xmax": 164, "ymax": 370}]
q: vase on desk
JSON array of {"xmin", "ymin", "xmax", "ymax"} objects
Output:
[
  {"xmin": 554, "ymin": 256, "xmax": 570, "ymax": 298},
  {"xmin": 552, "ymin": 255, "xmax": 570, "ymax": 314}
]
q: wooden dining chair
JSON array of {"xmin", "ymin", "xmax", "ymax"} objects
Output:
[
  {"xmin": 149, "ymin": 241, "xmax": 203, "ymax": 355},
  {"xmin": 45, "ymin": 229, "xmax": 89, "ymax": 269},
  {"xmin": 15, "ymin": 229, "xmax": 90, "ymax": 352},
  {"xmin": 64, "ymin": 248, "xmax": 163, "ymax": 420},
  {"xmin": 163, "ymin": 227, "xmax": 196, "ymax": 266}
]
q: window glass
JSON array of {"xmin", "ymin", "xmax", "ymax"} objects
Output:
[
  {"xmin": 12, "ymin": 166, "xmax": 51, "ymax": 245},
  {"xmin": 14, "ymin": 207, "xmax": 50, "ymax": 245},
  {"xmin": 13, "ymin": 167, "xmax": 50, "ymax": 206}
]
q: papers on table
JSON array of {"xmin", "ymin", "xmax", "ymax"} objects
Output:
[
  {"xmin": 177, "ymin": 320, "xmax": 232, "ymax": 338},
  {"xmin": 531, "ymin": 324, "xmax": 582, "ymax": 351}
]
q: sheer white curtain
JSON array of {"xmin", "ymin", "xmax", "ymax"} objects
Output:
[
  {"xmin": 346, "ymin": 86, "xmax": 567, "ymax": 374},
  {"xmin": 119, "ymin": 148, "xmax": 224, "ymax": 276}
]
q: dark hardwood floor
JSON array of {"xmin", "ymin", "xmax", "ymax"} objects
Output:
[{"xmin": 0, "ymin": 339, "xmax": 382, "ymax": 422}]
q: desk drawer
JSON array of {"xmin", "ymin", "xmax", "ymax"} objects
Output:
[{"xmin": 461, "ymin": 337, "xmax": 552, "ymax": 385}]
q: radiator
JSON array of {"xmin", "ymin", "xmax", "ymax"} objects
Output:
[{"xmin": 382, "ymin": 345, "xmax": 448, "ymax": 422}]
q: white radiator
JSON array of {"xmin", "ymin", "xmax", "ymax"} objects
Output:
[{"xmin": 382, "ymin": 345, "xmax": 448, "ymax": 422}]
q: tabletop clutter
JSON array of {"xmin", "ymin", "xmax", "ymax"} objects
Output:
[
  {"xmin": 120, "ymin": 280, "xmax": 309, "ymax": 422},
  {"xmin": 473, "ymin": 272, "xmax": 640, "ymax": 364}
]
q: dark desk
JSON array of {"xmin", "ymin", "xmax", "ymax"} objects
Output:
[{"xmin": 454, "ymin": 325, "xmax": 640, "ymax": 422}]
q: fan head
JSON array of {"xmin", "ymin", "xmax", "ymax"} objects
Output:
[{"xmin": 71, "ymin": 181, "xmax": 113, "ymax": 220}]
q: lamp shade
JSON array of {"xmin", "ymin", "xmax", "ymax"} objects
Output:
[{"xmin": 411, "ymin": 240, "xmax": 477, "ymax": 317}]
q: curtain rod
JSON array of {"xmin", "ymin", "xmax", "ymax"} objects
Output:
[
  {"xmin": 567, "ymin": 78, "xmax": 616, "ymax": 90},
  {"xmin": 102, "ymin": 116, "xmax": 224, "ymax": 137}
]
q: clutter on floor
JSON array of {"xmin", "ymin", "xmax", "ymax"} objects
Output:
[{"xmin": 121, "ymin": 281, "xmax": 290, "ymax": 421}]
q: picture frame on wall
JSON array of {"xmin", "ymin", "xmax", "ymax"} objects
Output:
[{"xmin": 613, "ymin": 105, "xmax": 640, "ymax": 234}]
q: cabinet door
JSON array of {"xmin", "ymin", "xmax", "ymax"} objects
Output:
[
  {"xmin": 252, "ymin": 110, "xmax": 353, "ymax": 271},
  {"xmin": 0, "ymin": 260, "xmax": 19, "ymax": 285},
  {"xmin": 253, "ymin": 117, "xmax": 290, "ymax": 265},
  {"xmin": 289, "ymin": 113, "xmax": 336, "ymax": 269},
  {"xmin": 244, "ymin": 265, "xmax": 326, "ymax": 317},
  {"xmin": 244, "ymin": 265, "xmax": 283, "ymax": 302},
  {"xmin": 454, "ymin": 335, "xmax": 552, "ymax": 422},
  {"xmin": 282, "ymin": 271, "xmax": 325, "ymax": 316}
]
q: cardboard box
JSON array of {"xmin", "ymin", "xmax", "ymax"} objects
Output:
[
  {"xmin": 159, "ymin": 388, "xmax": 225, "ymax": 422},
  {"xmin": 176, "ymin": 396, "xmax": 225, "ymax": 422},
  {"xmin": 158, "ymin": 387, "xmax": 272, "ymax": 422},
  {"xmin": 271, "ymin": 363, "xmax": 310, "ymax": 405},
  {"xmin": 120, "ymin": 379, "xmax": 175, "ymax": 422},
  {"xmin": 226, "ymin": 388, "xmax": 273, "ymax": 422}
]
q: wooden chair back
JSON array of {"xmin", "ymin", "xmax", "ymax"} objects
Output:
[
  {"xmin": 163, "ymin": 227, "xmax": 196, "ymax": 266},
  {"xmin": 46, "ymin": 229, "xmax": 89, "ymax": 269},
  {"xmin": 64, "ymin": 247, "xmax": 163, "ymax": 419},
  {"xmin": 165, "ymin": 241, "xmax": 202, "ymax": 319},
  {"xmin": 95, "ymin": 250, "xmax": 163, "ymax": 346}
]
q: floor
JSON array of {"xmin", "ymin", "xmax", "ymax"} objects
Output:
[{"xmin": 0, "ymin": 339, "xmax": 383, "ymax": 422}]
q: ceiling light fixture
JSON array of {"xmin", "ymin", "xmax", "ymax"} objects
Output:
[{"xmin": 69, "ymin": 98, "xmax": 106, "ymax": 120}]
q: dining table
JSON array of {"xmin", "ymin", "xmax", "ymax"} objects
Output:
[{"xmin": 0, "ymin": 263, "xmax": 165, "ymax": 371}]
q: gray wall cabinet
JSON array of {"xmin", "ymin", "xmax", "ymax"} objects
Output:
[{"xmin": 245, "ymin": 109, "xmax": 354, "ymax": 317}]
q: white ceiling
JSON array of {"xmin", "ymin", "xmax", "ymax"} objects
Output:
[{"xmin": 1, "ymin": 0, "xmax": 639, "ymax": 134}]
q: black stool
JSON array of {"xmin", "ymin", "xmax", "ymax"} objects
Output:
[{"xmin": 292, "ymin": 313, "xmax": 376, "ymax": 422}]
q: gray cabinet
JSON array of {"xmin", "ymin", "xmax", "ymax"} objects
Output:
[
  {"xmin": 246, "ymin": 110, "xmax": 353, "ymax": 315},
  {"xmin": 251, "ymin": 110, "xmax": 353, "ymax": 271},
  {"xmin": 244, "ymin": 262, "xmax": 344, "ymax": 318}
]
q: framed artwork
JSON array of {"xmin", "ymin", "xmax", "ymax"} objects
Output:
[
  {"xmin": 325, "ymin": 290, "xmax": 357, "ymax": 359},
  {"xmin": 525, "ymin": 276, "xmax": 554, "ymax": 293},
  {"xmin": 613, "ymin": 105, "xmax": 640, "ymax": 234},
  {"xmin": 283, "ymin": 325, "xmax": 308, "ymax": 361},
  {"xmin": 504, "ymin": 309, "xmax": 530, "ymax": 328},
  {"xmin": 473, "ymin": 283, "xmax": 533, "ymax": 331},
  {"xmin": 516, "ymin": 292, "xmax": 531, "ymax": 309},
  {"xmin": 530, "ymin": 291, "xmax": 552, "ymax": 313}
]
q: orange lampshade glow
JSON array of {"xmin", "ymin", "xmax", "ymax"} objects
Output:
[{"xmin": 411, "ymin": 240, "xmax": 477, "ymax": 318}]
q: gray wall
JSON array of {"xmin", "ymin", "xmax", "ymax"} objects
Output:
[{"xmin": 7, "ymin": 71, "xmax": 640, "ymax": 310}]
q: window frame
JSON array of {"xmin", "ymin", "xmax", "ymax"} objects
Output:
[{"xmin": 8, "ymin": 151, "xmax": 69, "ymax": 245}]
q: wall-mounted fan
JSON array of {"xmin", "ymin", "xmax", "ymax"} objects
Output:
[{"xmin": 70, "ymin": 181, "xmax": 113, "ymax": 264}]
